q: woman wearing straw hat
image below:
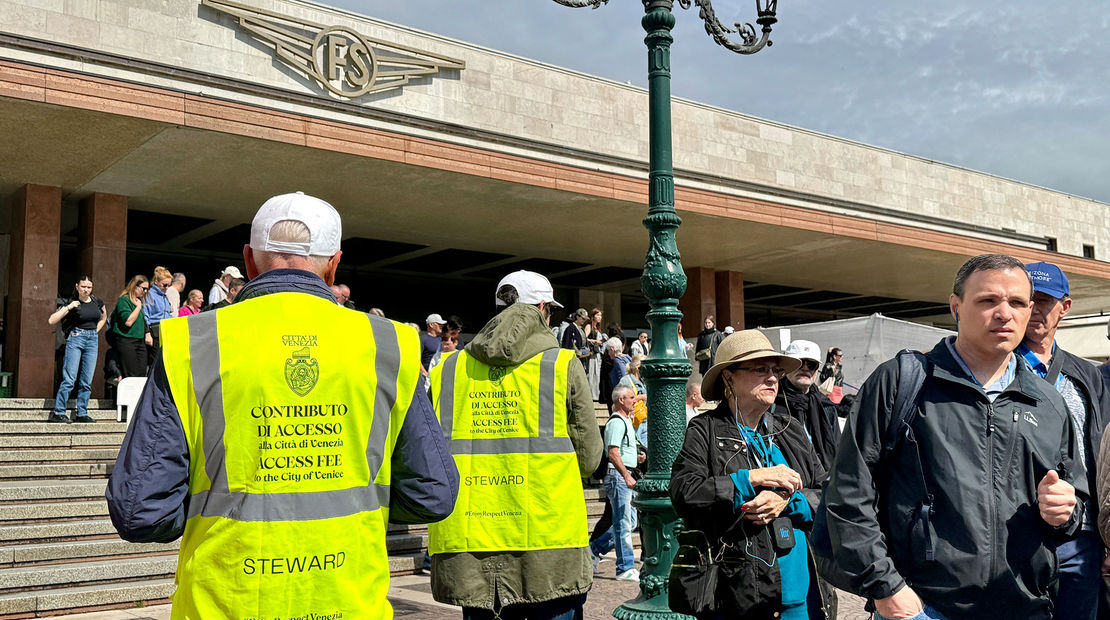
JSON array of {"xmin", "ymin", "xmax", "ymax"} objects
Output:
[{"xmin": 671, "ymin": 330, "xmax": 835, "ymax": 620}]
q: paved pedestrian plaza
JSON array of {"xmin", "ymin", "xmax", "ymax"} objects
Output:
[{"xmin": 38, "ymin": 572, "xmax": 871, "ymax": 620}]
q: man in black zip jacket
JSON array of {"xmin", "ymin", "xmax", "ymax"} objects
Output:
[
  {"xmin": 776, "ymin": 338, "xmax": 840, "ymax": 472},
  {"xmin": 824, "ymin": 254, "xmax": 1087, "ymax": 620},
  {"xmin": 1018, "ymin": 261, "xmax": 1109, "ymax": 620}
]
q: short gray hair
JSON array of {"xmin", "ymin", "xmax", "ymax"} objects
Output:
[
  {"xmin": 612, "ymin": 384, "xmax": 635, "ymax": 402},
  {"xmin": 604, "ymin": 337, "xmax": 624, "ymax": 354},
  {"xmin": 685, "ymin": 382, "xmax": 701, "ymax": 398},
  {"xmin": 171, "ymin": 272, "xmax": 186, "ymax": 285},
  {"xmin": 952, "ymin": 254, "xmax": 1032, "ymax": 298},
  {"xmin": 256, "ymin": 219, "xmax": 331, "ymax": 273}
]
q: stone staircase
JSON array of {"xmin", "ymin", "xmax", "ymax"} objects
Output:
[{"xmin": 0, "ymin": 399, "xmax": 622, "ymax": 618}]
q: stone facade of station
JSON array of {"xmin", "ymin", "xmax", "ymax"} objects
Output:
[{"xmin": 1, "ymin": 0, "xmax": 1107, "ymax": 257}]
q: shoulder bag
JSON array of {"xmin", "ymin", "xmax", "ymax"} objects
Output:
[{"xmin": 669, "ymin": 419, "xmax": 722, "ymax": 615}]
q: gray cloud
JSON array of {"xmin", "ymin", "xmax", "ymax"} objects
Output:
[{"xmin": 340, "ymin": 0, "xmax": 1110, "ymax": 203}]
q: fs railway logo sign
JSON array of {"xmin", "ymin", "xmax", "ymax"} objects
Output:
[
  {"xmin": 285, "ymin": 346, "xmax": 319, "ymax": 397},
  {"xmin": 201, "ymin": 0, "xmax": 465, "ymax": 99}
]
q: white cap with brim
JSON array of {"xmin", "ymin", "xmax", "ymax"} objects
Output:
[
  {"xmin": 426, "ymin": 313, "xmax": 447, "ymax": 325},
  {"xmin": 221, "ymin": 266, "xmax": 243, "ymax": 279},
  {"xmin": 783, "ymin": 339, "xmax": 822, "ymax": 365},
  {"xmin": 250, "ymin": 191, "xmax": 342, "ymax": 257},
  {"xmin": 495, "ymin": 270, "xmax": 564, "ymax": 309}
]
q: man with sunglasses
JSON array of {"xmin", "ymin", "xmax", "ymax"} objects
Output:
[
  {"xmin": 1018, "ymin": 262, "xmax": 1110, "ymax": 620},
  {"xmin": 777, "ymin": 339, "xmax": 840, "ymax": 472},
  {"xmin": 824, "ymin": 254, "xmax": 1085, "ymax": 620}
]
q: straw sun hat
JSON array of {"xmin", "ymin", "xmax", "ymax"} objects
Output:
[{"xmin": 700, "ymin": 330, "xmax": 802, "ymax": 401}]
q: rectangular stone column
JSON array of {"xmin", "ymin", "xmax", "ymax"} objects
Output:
[
  {"xmin": 4, "ymin": 185, "xmax": 61, "ymax": 398},
  {"xmin": 78, "ymin": 193, "xmax": 127, "ymax": 399},
  {"xmin": 579, "ymin": 288, "xmax": 621, "ymax": 335},
  {"xmin": 715, "ymin": 270, "xmax": 745, "ymax": 331},
  {"xmin": 679, "ymin": 266, "xmax": 716, "ymax": 338}
]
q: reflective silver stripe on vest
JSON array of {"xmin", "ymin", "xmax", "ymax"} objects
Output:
[
  {"xmin": 365, "ymin": 314, "xmax": 400, "ymax": 480},
  {"xmin": 186, "ymin": 309, "xmax": 397, "ymax": 521},
  {"xmin": 537, "ymin": 349, "xmax": 560, "ymax": 438},
  {"xmin": 187, "ymin": 483, "xmax": 391, "ymax": 521},
  {"xmin": 449, "ymin": 436, "xmax": 573, "ymax": 455},
  {"xmin": 188, "ymin": 312, "xmax": 229, "ymax": 495},
  {"xmin": 437, "ymin": 351, "xmax": 460, "ymax": 440},
  {"xmin": 444, "ymin": 348, "xmax": 572, "ymax": 456}
]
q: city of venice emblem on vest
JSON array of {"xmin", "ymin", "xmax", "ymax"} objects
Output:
[
  {"xmin": 488, "ymin": 366, "xmax": 508, "ymax": 385},
  {"xmin": 200, "ymin": 0, "xmax": 465, "ymax": 100},
  {"xmin": 285, "ymin": 347, "xmax": 319, "ymax": 396}
]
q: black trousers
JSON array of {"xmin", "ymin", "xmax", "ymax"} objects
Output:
[
  {"xmin": 115, "ymin": 336, "xmax": 148, "ymax": 378},
  {"xmin": 591, "ymin": 498, "xmax": 612, "ymax": 541},
  {"xmin": 146, "ymin": 324, "xmax": 161, "ymax": 372}
]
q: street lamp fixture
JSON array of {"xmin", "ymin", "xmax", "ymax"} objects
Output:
[
  {"xmin": 551, "ymin": 0, "xmax": 782, "ymax": 618},
  {"xmin": 683, "ymin": 0, "xmax": 778, "ymax": 54}
]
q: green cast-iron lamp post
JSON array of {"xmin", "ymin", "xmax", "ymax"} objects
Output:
[{"xmin": 551, "ymin": 1, "xmax": 781, "ymax": 618}]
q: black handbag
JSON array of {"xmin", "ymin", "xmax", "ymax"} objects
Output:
[
  {"xmin": 669, "ymin": 421, "xmax": 725, "ymax": 615},
  {"xmin": 669, "ymin": 530, "xmax": 719, "ymax": 615}
]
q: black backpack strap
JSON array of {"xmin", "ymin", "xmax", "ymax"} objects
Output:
[
  {"xmin": 1045, "ymin": 351, "xmax": 1066, "ymax": 386},
  {"xmin": 813, "ymin": 350, "xmax": 934, "ymax": 590},
  {"xmin": 606, "ymin": 413, "xmax": 632, "ymax": 450},
  {"xmin": 882, "ymin": 350, "xmax": 928, "ymax": 453},
  {"xmin": 883, "ymin": 349, "xmax": 935, "ymax": 561}
]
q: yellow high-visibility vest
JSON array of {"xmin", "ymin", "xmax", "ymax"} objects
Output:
[
  {"xmin": 159, "ymin": 292, "xmax": 419, "ymax": 620},
  {"xmin": 427, "ymin": 348, "xmax": 588, "ymax": 554}
]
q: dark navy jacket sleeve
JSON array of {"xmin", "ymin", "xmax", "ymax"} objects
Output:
[
  {"xmin": 105, "ymin": 354, "xmax": 191, "ymax": 543},
  {"xmin": 388, "ymin": 374, "xmax": 460, "ymax": 525}
]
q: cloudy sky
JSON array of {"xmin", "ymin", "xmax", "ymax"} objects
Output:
[{"xmin": 336, "ymin": 0, "xmax": 1110, "ymax": 204}]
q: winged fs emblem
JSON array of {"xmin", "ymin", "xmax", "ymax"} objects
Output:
[
  {"xmin": 285, "ymin": 347, "xmax": 319, "ymax": 396},
  {"xmin": 201, "ymin": 0, "xmax": 465, "ymax": 99}
]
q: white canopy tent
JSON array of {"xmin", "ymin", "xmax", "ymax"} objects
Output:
[{"xmin": 758, "ymin": 314, "xmax": 955, "ymax": 394}]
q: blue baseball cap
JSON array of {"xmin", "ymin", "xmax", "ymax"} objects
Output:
[{"xmin": 1025, "ymin": 262, "xmax": 1069, "ymax": 299}]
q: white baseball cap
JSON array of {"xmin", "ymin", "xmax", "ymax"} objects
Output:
[
  {"xmin": 221, "ymin": 266, "xmax": 243, "ymax": 279},
  {"xmin": 426, "ymin": 313, "xmax": 447, "ymax": 325},
  {"xmin": 495, "ymin": 270, "xmax": 563, "ymax": 308},
  {"xmin": 250, "ymin": 191, "xmax": 341, "ymax": 257},
  {"xmin": 783, "ymin": 339, "xmax": 822, "ymax": 365}
]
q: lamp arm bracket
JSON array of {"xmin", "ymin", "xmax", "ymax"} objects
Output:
[
  {"xmin": 680, "ymin": 0, "xmax": 776, "ymax": 55},
  {"xmin": 551, "ymin": 0, "xmax": 609, "ymax": 8}
]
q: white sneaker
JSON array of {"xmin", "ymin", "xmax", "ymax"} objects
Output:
[{"xmin": 615, "ymin": 568, "xmax": 640, "ymax": 581}]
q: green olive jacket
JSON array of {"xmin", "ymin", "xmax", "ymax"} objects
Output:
[{"xmin": 430, "ymin": 303, "xmax": 604, "ymax": 608}]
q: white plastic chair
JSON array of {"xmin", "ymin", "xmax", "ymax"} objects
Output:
[{"xmin": 116, "ymin": 377, "xmax": 147, "ymax": 425}]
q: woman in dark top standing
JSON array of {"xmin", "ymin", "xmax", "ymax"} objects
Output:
[
  {"xmin": 111, "ymin": 275, "xmax": 150, "ymax": 379},
  {"xmin": 47, "ymin": 277, "xmax": 106, "ymax": 423},
  {"xmin": 818, "ymin": 347, "xmax": 844, "ymax": 387},
  {"xmin": 695, "ymin": 315, "xmax": 723, "ymax": 376}
]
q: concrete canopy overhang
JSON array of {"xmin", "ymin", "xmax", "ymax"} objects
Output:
[{"xmin": 4, "ymin": 69, "xmax": 1110, "ymax": 325}]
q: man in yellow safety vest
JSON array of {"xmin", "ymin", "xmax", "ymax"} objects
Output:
[
  {"xmin": 107, "ymin": 191, "xmax": 459, "ymax": 620},
  {"xmin": 428, "ymin": 270, "xmax": 604, "ymax": 618}
]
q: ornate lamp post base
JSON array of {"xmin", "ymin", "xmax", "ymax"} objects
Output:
[{"xmin": 613, "ymin": 493, "xmax": 691, "ymax": 620}]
